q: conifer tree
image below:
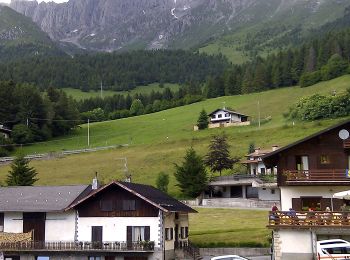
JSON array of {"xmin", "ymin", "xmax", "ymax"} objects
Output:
[
  {"xmin": 174, "ymin": 147, "xmax": 207, "ymax": 198},
  {"xmin": 204, "ymin": 133, "xmax": 236, "ymax": 176},
  {"xmin": 197, "ymin": 109, "xmax": 209, "ymax": 130},
  {"xmin": 6, "ymin": 155, "xmax": 38, "ymax": 186}
]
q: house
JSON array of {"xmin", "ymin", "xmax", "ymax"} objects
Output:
[
  {"xmin": 201, "ymin": 146, "xmax": 280, "ymax": 208},
  {"xmin": 0, "ymin": 179, "xmax": 196, "ymax": 260},
  {"xmin": 208, "ymin": 108, "xmax": 250, "ymax": 128},
  {"xmin": 0, "ymin": 125, "xmax": 11, "ymax": 139},
  {"xmin": 263, "ymin": 120, "xmax": 350, "ymax": 260}
]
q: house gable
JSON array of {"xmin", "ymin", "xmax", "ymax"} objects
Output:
[{"xmin": 75, "ymin": 183, "xmax": 160, "ymax": 217}]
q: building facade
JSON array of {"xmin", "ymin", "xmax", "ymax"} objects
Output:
[
  {"xmin": 263, "ymin": 120, "xmax": 350, "ymax": 260},
  {"xmin": 0, "ymin": 181, "xmax": 196, "ymax": 260}
]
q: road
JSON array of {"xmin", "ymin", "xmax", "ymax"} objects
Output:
[{"xmin": 201, "ymin": 256, "xmax": 271, "ymax": 260}]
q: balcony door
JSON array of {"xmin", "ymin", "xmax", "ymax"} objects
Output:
[
  {"xmin": 23, "ymin": 212, "xmax": 45, "ymax": 242},
  {"xmin": 296, "ymin": 155, "xmax": 309, "ymax": 171},
  {"xmin": 91, "ymin": 226, "xmax": 103, "ymax": 249}
]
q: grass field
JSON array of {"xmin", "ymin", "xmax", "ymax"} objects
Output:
[
  {"xmin": 189, "ymin": 208, "xmax": 270, "ymax": 247},
  {"xmin": 62, "ymin": 83, "xmax": 180, "ymax": 100},
  {"xmin": 1, "ymin": 75, "xmax": 350, "ymax": 196}
]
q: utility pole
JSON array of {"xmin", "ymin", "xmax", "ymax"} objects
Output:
[
  {"xmin": 87, "ymin": 119, "xmax": 90, "ymax": 147},
  {"xmin": 100, "ymin": 81, "xmax": 103, "ymax": 99},
  {"xmin": 26, "ymin": 118, "xmax": 29, "ymax": 128},
  {"xmin": 258, "ymin": 101, "xmax": 261, "ymax": 128}
]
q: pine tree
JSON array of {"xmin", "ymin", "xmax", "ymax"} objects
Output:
[
  {"xmin": 6, "ymin": 155, "xmax": 38, "ymax": 186},
  {"xmin": 156, "ymin": 172, "xmax": 169, "ymax": 193},
  {"xmin": 174, "ymin": 147, "xmax": 207, "ymax": 198},
  {"xmin": 204, "ymin": 133, "xmax": 235, "ymax": 176},
  {"xmin": 197, "ymin": 109, "xmax": 209, "ymax": 130}
]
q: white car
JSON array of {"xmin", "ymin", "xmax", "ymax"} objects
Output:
[
  {"xmin": 317, "ymin": 239, "xmax": 350, "ymax": 259},
  {"xmin": 211, "ymin": 255, "xmax": 249, "ymax": 260}
]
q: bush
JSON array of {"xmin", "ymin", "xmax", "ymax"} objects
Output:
[{"xmin": 299, "ymin": 71, "xmax": 322, "ymax": 87}]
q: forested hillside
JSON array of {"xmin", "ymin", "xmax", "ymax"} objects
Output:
[{"xmin": 0, "ymin": 50, "xmax": 229, "ymax": 91}]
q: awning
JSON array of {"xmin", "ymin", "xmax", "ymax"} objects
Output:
[{"xmin": 333, "ymin": 190, "xmax": 350, "ymax": 200}]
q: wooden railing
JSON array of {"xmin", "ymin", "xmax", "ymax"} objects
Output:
[
  {"xmin": 268, "ymin": 211, "xmax": 350, "ymax": 228},
  {"xmin": 344, "ymin": 139, "xmax": 350, "ymax": 149},
  {"xmin": 284, "ymin": 169, "xmax": 350, "ymax": 182},
  {"xmin": 0, "ymin": 240, "xmax": 155, "ymax": 252}
]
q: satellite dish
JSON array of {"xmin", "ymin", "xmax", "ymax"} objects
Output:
[{"xmin": 339, "ymin": 129, "xmax": 350, "ymax": 140}]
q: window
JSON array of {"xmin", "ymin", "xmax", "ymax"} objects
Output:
[
  {"xmin": 36, "ymin": 257, "xmax": 50, "ymax": 260},
  {"xmin": 260, "ymin": 168, "xmax": 266, "ymax": 174},
  {"xmin": 100, "ymin": 200, "xmax": 113, "ymax": 211},
  {"xmin": 218, "ymin": 114, "xmax": 222, "ymax": 118},
  {"xmin": 128, "ymin": 226, "xmax": 150, "ymax": 242},
  {"xmin": 88, "ymin": 257, "xmax": 101, "ymax": 260},
  {"xmin": 211, "ymin": 115, "xmax": 216, "ymax": 119},
  {"xmin": 225, "ymin": 113, "xmax": 229, "ymax": 117},
  {"xmin": 180, "ymin": 227, "xmax": 188, "ymax": 239},
  {"xmin": 301, "ymin": 197, "xmax": 321, "ymax": 211},
  {"xmin": 271, "ymin": 189, "xmax": 275, "ymax": 194},
  {"xmin": 122, "ymin": 200, "xmax": 136, "ymax": 211},
  {"xmin": 0, "ymin": 212, "xmax": 4, "ymax": 232},
  {"xmin": 320, "ymin": 155, "xmax": 330, "ymax": 164},
  {"xmin": 296, "ymin": 155, "xmax": 309, "ymax": 171},
  {"xmin": 165, "ymin": 228, "xmax": 173, "ymax": 241}
]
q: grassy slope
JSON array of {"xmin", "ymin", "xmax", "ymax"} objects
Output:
[
  {"xmin": 189, "ymin": 208, "xmax": 269, "ymax": 247},
  {"xmin": 1, "ymin": 75, "xmax": 350, "ymax": 196},
  {"xmin": 62, "ymin": 83, "xmax": 180, "ymax": 100}
]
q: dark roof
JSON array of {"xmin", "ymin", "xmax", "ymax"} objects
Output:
[
  {"xmin": 0, "ymin": 185, "xmax": 89, "ymax": 212},
  {"xmin": 208, "ymin": 108, "xmax": 249, "ymax": 117},
  {"xmin": 262, "ymin": 119, "xmax": 350, "ymax": 160},
  {"xmin": 67, "ymin": 181, "xmax": 197, "ymax": 213}
]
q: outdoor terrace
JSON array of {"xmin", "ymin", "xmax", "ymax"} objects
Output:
[
  {"xmin": 0, "ymin": 241, "xmax": 155, "ymax": 252},
  {"xmin": 283, "ymin": 169, "xmax": 350, "ymax": 185},
  {"xmin": 267, "ymin": 211, "xmax": 350, "ymax": 228}
]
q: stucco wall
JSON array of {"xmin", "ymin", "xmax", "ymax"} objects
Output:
[
  {"xmin": 258, "ymin": 187, "xmax": 280, "ymax": 201},
  {"xmin": 164, "ymin": 213, "xmax": 175, "ymax": 251},
  {"xmin": 4, "ymin": 212, "xmax": 23, "ymax": 233},
  {"xmin": 280, "ymin": 186, "xmax": 350, "ymax": 211},
  {"xmin": 78, "ymin": 217, "xmax": 160, "ymax": 244},
  {"xmin": 45, "ymin": 211, "xmax": 76, "ymax": 241}
]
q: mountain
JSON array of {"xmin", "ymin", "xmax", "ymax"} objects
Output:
[
  {"xmin": 0, "ymin": 5, "xmax": 63, "ymax": 62},
  {"xmin": 9, "ymin": 0, "xmax": 350, "ymax": 53}
]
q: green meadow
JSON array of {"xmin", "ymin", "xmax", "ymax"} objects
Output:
[{"xmin": 62, "ymin": 83, "xmax": 180, "ymax": 100}]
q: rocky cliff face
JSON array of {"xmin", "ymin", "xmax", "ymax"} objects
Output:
[{"xmin": 9, "ymin": 0, "xmax": 346, "ymax": 51}]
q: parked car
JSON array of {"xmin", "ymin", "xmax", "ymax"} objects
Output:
[
  {"xmin": 317, "ymin": 239, "xmax": 350, "ymax": 260},
  {"xmin": 211, "ymin": 255, "xmax": 249, "ymax": 260}
]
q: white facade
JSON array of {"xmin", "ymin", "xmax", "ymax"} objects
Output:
[
  {"xmin": 210, "ymin": 109, "xmax": 247, "ymax": 123},
  {"xmin": 257, "ymin": 187, "xmax": 280, "ymax": 201},
  {"xmin": 78, "ymin": 216, "xmax": 160, "ymax": 243},
  {"xmin": 4, "ymin": 212, "xmax": 23, "ymax": 233},
  {"xmin": 280, "ymin": 186, "xmax": 350, "ymax": 211},
  {"xmin": 45, "ymin": 211, "xmax": 76, "ymax": 241}
]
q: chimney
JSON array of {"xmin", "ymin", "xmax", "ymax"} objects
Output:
[
  {"xmin": 125, "ymin": 174, "xmax": 132, "ymax": 183},
  {"xmin": 254, "ymin": 147, "xmax": 260, "ymax": 154},
  {"xmin": 92, "ymin": 172, "xmax": 100, "ymax": 190},
  {"xmin": 272, "ymin": 145, "xmax": 279, "ymax": 151}
]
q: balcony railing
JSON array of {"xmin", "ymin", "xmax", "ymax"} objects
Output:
[
  {"xmin": 344, "ymin": 140, "xmax": 350, "ymax": 149},
  {"xmin": 267, "ymin": 211, "xmax": 350, "ymax": 228},
  {"xmin": 284, "ymin": 169, "xmax": 350, "ymax": 183},
  {"xmin": 0, "ymin": 241, "xmax": 155, "ymax": 252}
]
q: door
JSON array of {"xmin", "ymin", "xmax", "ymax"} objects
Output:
[
  {"xmin": 91, "ymin": 226, "xmax": 103, "ymax": 249},
  {"xmin": 23, "ymin": 212, "xmax": 46, "ymax": 242},
  {"xmin": 296, "ymin": 156, "xmax": 309, "ymax": 171},
  {"xmin": 230, "ymin": 186, "xmax": 243, "ymax": 198}
]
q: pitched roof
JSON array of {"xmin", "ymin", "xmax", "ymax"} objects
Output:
[
  {"xmin": 262, "ymin": 119, "xmax": 350, "ymax": 160},
  {"xmin": 66, "ymin": 181, "xmax": 197, "ymax": 213},
  {"xmin": 0, "ymin": 185, "xmax": 89, "ymax": 212},
  {"xmin": 208, "ymin": 108, "xmax": 249, "ymax": 117}
]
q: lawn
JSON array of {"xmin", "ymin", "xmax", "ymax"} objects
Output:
[
  {"xmin": 189, "ymin": 208, "xmax": 270, "ymax": 247},
  {"xmin": 1, "ymin": 76, "xmax": 349, "ymax": 197},
  {"xmin": 62, "ymin": 83, "xmax": 180, "ymax": 100}
]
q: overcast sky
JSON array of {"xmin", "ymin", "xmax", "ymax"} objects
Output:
[{"xmin": 0, "ymin": 0, "xmax": 68, "ymax": 3}]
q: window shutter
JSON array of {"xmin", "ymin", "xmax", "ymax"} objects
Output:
[
  {"xmin": 145, "ymin": 226, "xmax": 150, "ymax": 241},
  {"xmin": 185, "ymin": 227, "xmax": 188, "ymax": 238},
  {"xmin": 292, "ymin": 198, "xmax": 302, "ymax": 211},
  {"xmin": 127, "ymin": 226, "xmax": 132, "ymax": 248},
  {"xmin": 170, "ymin": 228, "xmax": 173, "ymax": 240}
]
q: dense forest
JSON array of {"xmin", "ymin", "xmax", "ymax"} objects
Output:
[{"xmin": 0, "ymin": 50, "xmax": 229, "ymax": 91}]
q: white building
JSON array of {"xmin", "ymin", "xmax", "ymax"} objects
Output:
[
  {"xmin": 208, "ymin": 109, "xmax": 250, "ymax": 128},
  {"xmin": 0, "ymin": 180, "xmax": 196, "ymax": 260}
]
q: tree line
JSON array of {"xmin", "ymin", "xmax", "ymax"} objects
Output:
[
  {"xmin": 0, "ymin": 50, "xmax": 229, "ymax": 91},
  {"xmin": 0, "ymin": 81, "xmax": 80, "ymax": 155}
]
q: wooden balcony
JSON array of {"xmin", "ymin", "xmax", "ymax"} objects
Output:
[
  {"xmin": 344, "ymin": 139, "xmax": 350, "ymax": 149},
  {"xmin": 0, "ymin": 240, "xmax": 155, "ymax": 252},
  {"xmin": 267, "ymin": 211, "xmax": 350, "ymax": 229},
  {"xmin": 283, "ymin": 169, "xmax": 350, "ymax": 185}
]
